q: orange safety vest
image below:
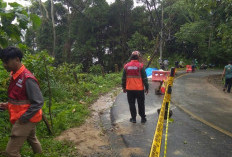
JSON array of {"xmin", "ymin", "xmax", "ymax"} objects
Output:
[
  {"xmin": 8, "ymin": 65, "xmax": 42, "ymax": 124},
  {"xmin": 124, "ymin": 60, "xmax": 144, "ymax": 90}
]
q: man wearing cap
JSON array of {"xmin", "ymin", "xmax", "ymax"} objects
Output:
[
  {"xmin": 122, "ymin": 51, "xmax": 149, "ymax": 123},
  {"xmin": 0, "ymin": 47, "xmax": 43, "ymax": 157}
]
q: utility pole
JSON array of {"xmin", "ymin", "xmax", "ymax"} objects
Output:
[{"xmin": 160, "ymin": 2, "xmax": 164, "ymax": 61}]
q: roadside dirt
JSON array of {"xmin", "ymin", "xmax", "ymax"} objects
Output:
[
  {"xmin": 56, "ymin": 88, "xmax": 120, "ymax": 157},
  {"xmin": 207, "ymin": 74, "xmax": 223, "ymax": 89},
  {"xmin": 120, "ymin": 147, "xmax": 143, "ymax": 157},
  {"xmin": 207, "ymin": 74, "xmax": 232, "ymax": 95},
  {"xmin": 112, "ymin": 123, "xmax": 133, "ymax": 136}
]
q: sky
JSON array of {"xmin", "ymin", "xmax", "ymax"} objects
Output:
[
  {"xmin": 5, "ymin": 0, "xmax": 32, "ymax": 6},
  {"xmin": 4, "ymin": 0, "xmax": 143, "ymax": 7}
]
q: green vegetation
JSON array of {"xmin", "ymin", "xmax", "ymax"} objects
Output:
[
  {"xmin": 166, "ymin": 0, "xmax": 232, "ymax": 67},
  {"xmin": 0, "ymin": 51, "xmax": 121, "ymax": 156},
  {"xmin": 1, "ymin": 0, "xmax": 232, "ymax": 156},
  {"xmin": 25, "ymin": 0, "xmax": 232, "ymax": 70},
  {"xmin": 0, "ymin": 1, "xmax": 122, "ymax": 156},
  {"xmin": 0, "ymin": 0, "xmax": 40, "ymax": 48}
]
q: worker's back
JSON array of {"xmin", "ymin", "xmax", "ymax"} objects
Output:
[{"xmin": 225, "ymin": 64, "xmax": 232, "ymax": 79}]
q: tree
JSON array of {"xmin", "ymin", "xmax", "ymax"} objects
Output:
[
  {"xmin": 0, "ymin": 0, "xmax": 40, "ymax": 48},
  {"xmin": 25, "ymin": 0, "xmax": 232, "ymax": 69},
  {"xmin": 127, "ymin": 31, "xmax": 150, "ymax": 53},
  {"xmin": 51, "ymin": 0, "xmax": 56, "ymax": 57}
]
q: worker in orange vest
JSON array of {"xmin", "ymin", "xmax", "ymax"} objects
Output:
[
  {"xmin": 122, "ymin": 51, "xmax": 149, "ymax": 123},
  {"xmin": 0, "ymin": 47, "xmax": 43, "ymax": 157}
]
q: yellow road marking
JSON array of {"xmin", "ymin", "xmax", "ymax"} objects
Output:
[
  {"xmin": 174, "ymin": 72, "xmax": 232, "ymax": 138},
  {"xmin": 175, "ymin": 103, "xmax": 232, "ymax": 138},
  {"xmin": 175, "ymin": 73, "xmax": 189, "ymax": 80}
]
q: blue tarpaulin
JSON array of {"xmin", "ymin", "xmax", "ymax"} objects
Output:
[{"xmin": 146, "ymin": 68, "xmax": 158, "ymax": 77}]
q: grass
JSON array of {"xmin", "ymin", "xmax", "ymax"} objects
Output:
[{"xmin": 0, "ymin": 71, "xmax": 122, "ymax": 157}]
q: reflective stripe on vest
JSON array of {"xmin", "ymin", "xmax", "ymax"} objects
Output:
[
  {"xmin": 8, "ymin": 99, "xmax": 30, "ymax": 105},
  {"xmin": 125, "ymin": 61, "xmax": 144, "ymax": 90},
  {"xmin": 126, "ymin": 75, "xmax": 141, "ymax": 78}
]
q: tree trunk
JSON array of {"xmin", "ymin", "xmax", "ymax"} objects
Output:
[
  {"xmin": 51, "ymin": 0, "xmax": 56, "ymax": 57},
  {"xmin": 63, "ymin": 5, "xmax": 74, "ymax": 63},
  {"xmin": 42, "ymin": 114, "xmax": 53, "ymax": 135},
  {"xmin": 146, "ymin": 36, "xmax": 160, "ymax": 68},
  {"xmin": 43, "ymin": 56, "xmax": 53, "ymax": 129},
  {"xmin": 159, "ymin": 3, "xmax": 164, "ymax": 61},
  {"xmin": 63, "ymin": 39, "xmax": 73, "ymax": 62},
  {"xmin": 115, "ymin": 64, "xmax": 119, "ymax": 73},
  {"xmin": 73, "ymin": 71, "xmax": 78, "ymax": 84},
  {"xmin": 101, "ymin": 66, "xmax": 105, "ymax": 77},
  {"xmin": 38, "ymin": 0, "xmax": 49, "ymax": 19}
]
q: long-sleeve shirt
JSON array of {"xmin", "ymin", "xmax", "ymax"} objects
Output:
[
  {"xmin": 19, "ymin": 78, "xmax": 44, "ymax": 123},
  {"xmin": 122, "ymin": 67, "xmax": 149, "ymax": 91}
]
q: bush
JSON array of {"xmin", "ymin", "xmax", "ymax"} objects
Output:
[
  {"xmin": 89, "ymin": 64, "xmax": 102, "ymax": 75},
  {"xmin": 0, "ymin": 61, "xmax": 9, "ymax": 102},
  {"xmin": 0, "ymin": 51, "xmax": 121, "ymax": 156}
]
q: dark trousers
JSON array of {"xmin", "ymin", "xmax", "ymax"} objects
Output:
[
  {"xmin": 127, "ymin": 90, "xmax": 146, "ymax": 119},
  {"xmin": 225, "ymin": 78, "xmax": 232, "ymax": 93}
]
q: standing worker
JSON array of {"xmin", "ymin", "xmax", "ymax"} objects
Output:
[
  {"xmin": 222, "ymin": 61, "xmax": 232, "ymax": 93},
  {"xmin": 179, "ymin": 60, "xmax": 184, "ymax": 68},
  {"xmin": 122, "ymin": 51, "xmax": 149, "ymax": 123},
  {"xmin": 163, "ymin": 59, "xmax": 169, "ymax": 71},
  {"xmin": 174, "ymin": 61, "xmax": 179, "ymax": 68},
  {"xmin": 0, "ymin": 47, "xmax": 43, "ymax": 157}
]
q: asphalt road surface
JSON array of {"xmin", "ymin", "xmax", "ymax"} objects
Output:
[{"xmin": 105, "ymin": 70, "xmax": 232, "ymax": 157}]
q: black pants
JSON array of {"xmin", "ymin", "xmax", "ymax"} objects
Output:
[
  {"xmin": 127, "ymin": 90, "xmax": 146, "ymax": 119},
  {"xmin": 225, "ymin": 78, "xmax": 232, "ymax": 93}
]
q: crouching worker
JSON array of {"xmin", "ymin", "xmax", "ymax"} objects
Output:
[
  {"xmin": 122, "ymin": 51, "xmax": 149, "ymax": 123},
  {"xmin": 0, "ymin": 47, "xmax": 43, "ymax": 157}
]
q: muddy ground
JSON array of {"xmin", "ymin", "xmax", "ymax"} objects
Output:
[
  {"xmin": 56, "ymin": 88, "xmax": 121, "ymax": 157},
  {"xmin": 56, "ymin": 87, "xmax": 150, "ymax": 157}
]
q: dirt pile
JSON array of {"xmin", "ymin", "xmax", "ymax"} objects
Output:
[{"xmin": 56, "ymin": 89, "xmax": 120, "ymax": 156}]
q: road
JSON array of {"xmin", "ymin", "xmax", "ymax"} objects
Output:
[
  {"xmin": 103, "ymin": 70, "xmax": 232, "ymax": 157},
  {"xmin": 173, "ymin": 70, "xmax": 232, "ymax": 136}
]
